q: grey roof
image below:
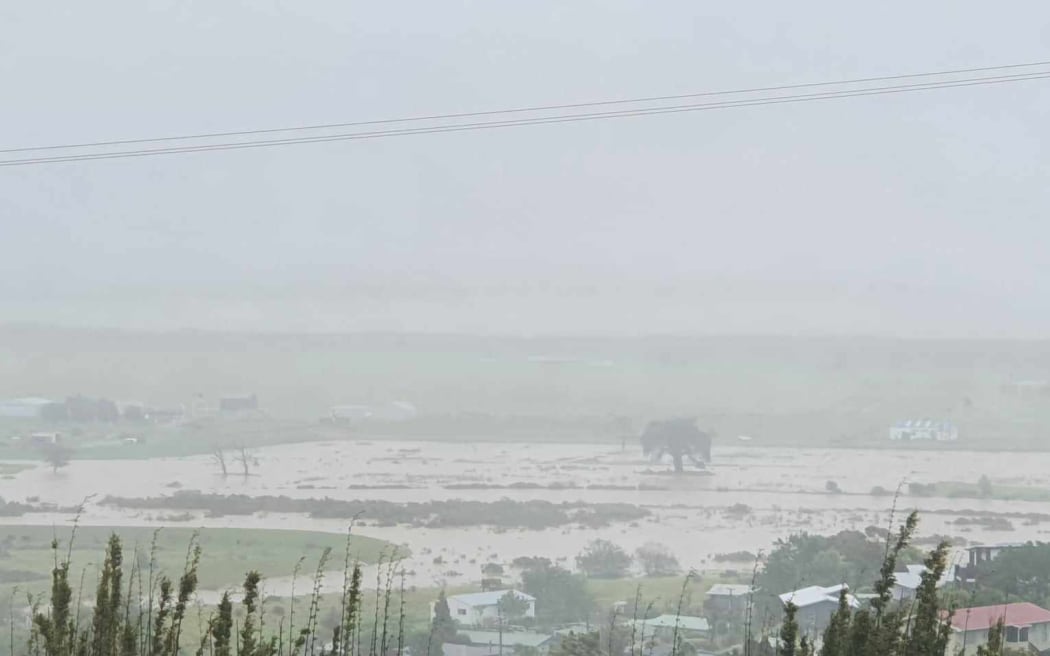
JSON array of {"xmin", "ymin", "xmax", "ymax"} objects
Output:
[
  {"xmin": 895, "ymin": 564, "xmax": 956, "ymax": 590},
  {"xmin": 459, "ymin": 631, "xmax": 553, "ymax": 648},
  {"xmin": 442, "ymin": 644, "xmax": 501, "ymax": 656},
  {"xmin": 706, "ymin": 584, "xmax": 756, "ymax": 597},
  {"xmin": 631, "ymin": 615, "xmax": 710, "ymax": 632},
  {"xmin": 779, "ymin": 584, "xmax": 859, "ymax": 609},
  {"xmin": 448, "ymin": 590, "xmax": 535, "ymax": 608}
]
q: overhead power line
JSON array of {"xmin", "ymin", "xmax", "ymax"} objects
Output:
[
  {"xmin": 4, "ymin": 59, "xmax": 1049, "ymax": 156},
  {"xmin": 2, "ymin": 63, "xmax": 1048, "ymax": 167}
]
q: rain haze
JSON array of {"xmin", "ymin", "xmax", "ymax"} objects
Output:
[{"xmin": 2, "ymin": 3, "xmax": 1050, "ymax": 656}]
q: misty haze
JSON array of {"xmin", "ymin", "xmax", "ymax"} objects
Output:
[{"xmin": 2, "ymin": 3, "xmax": 1050, "ymax": 656}]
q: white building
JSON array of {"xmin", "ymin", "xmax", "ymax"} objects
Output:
[
  {"xmin": 0, "ymin": 398, "xmax": 54, "ymax": 419},
  {"xmin": 441, "ymin": 590, "xmax": 535, "ymax": 626},
  {"xmin": 892, "ymin": 564, "xmax": 955, "ymax": 601},
  {"xmin": 630, "ymin": 614, "xmax": 710, "ymax": 637},
  {"xmin": 889, "ymin": 419, "xmax": 958, "ymax": 441},
  {"xmin": 779, "ymin": 584, "xmax": 859, "ymax": 634}
]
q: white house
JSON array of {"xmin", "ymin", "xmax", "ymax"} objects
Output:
[
  {"xmin": 779, "ymin": 584, "xmax": 859, "ymax": 634},
  {"xmin": 889, "ymin": 419, "xmax": 958, "ymax": 441},
  {"xmin": 442, "ymin": 590, "xmax": 536, "ymax": 626},
  {"xmin": 892, "ymin": 564, "xmax": 956, "ymax": 601}
]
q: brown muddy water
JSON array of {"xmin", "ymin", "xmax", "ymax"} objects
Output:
[{"xmin": 2, "ymin": 440, "xmax": 1044, "ymax": 595}]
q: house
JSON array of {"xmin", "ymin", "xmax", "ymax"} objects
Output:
[
  {"xmin": 441, "ymin": 645, "xmax": 500, "ymax": 656},
  {"xmin": 0, "ymin": 397, "xmax": 55, "ymax": 419},
  {"xmin": 219, "ymin": 394, "xmax": 258, "ymax": 413},
  {"xmin": 330, "ymin": 401, "xmax": 418, "ymax": 424},
  {"xmin": 892, "ymin": 564, "xmax": 955, "ymax": 601},
  {"xmin": 440, "ymin": 590, "xmax": 536, "ymax": 626},
  {"xmin": 705, "ymin": 584, "xmax": 757, "ymax": 615},
  {"xmin": 778, "ymin": 585, "xmax": 859, "ymax": 634},
  {"xmin": 956, "ymin": 542, "xmax": 1024, "ymax": 583},
  {"xmin": 456, "ymin": 631, "xmax": 553, "ymax": 654},
  {"xmin": 330, "ymin": 405, "xmax": 373, "ymax": 423},
  {"xmin": 889, "ymin": 419, "xmax": 958, "ymax": 441},
  {"xmin": 630, "ymin": 614, "xmax": 710, "ymax": 638},
  {"xmin": 30, "ymin": 432, "xmax": 61, "ymax": 445},
  {"xmin": 946, "ymin": 603, "xmax": 1050, "ymax": 655}
]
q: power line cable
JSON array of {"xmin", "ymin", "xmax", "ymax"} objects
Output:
[
  {"xmin": 2, "ymin": 67, "xmax": 1048, "ymax": 167},
  {"xmin": 3, "ymin": 59, "xmax": 1049, "ymax": 155}
]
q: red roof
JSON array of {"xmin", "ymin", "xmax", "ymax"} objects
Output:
[{"xmin": 950, "ymin": 603, "xmax": 1050, "ymax": 632}]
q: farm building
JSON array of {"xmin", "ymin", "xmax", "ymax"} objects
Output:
[{"xmin": 889, "ymin": 419, "xmax": 958, "ymax": 441}]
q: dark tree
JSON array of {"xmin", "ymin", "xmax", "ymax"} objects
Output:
[
  {"xmin": 635, "ymin": 542, "xmax": 680, "ymax": 577},
  {"xmin": 575, "ymin": 539, "xmax": 631, "ymax": 578},
  {"xmin": 41, "ymin": 442, "xmax": 73, "ymax": 473},
  {"xmin": 497, "ymin": 591, "xmax": 530, "ymax": 621},
  {"xmin": 432, "ymin": 589, "xmax": 460, "ymax": 642},
  {"xmin": 640, "ymin": 418, "xmax": 712, "ymax": 473},
  {"xmin": 520, "ymin": 562, "xmax": 592, "ymax": 623}
]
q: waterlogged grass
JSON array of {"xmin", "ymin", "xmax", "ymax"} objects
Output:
[
  {"xmin": 0, "ymin": 463, "xmax": 33, "ymax": 476},
  {"xmin": 0, "ymin": 525, "xmax": 391, "ymax": 600},
  {"xmin": 912, "ymin": 480, "xmax": 1050, "ymax": 502},
  {"xmin": 586, "ymin": 574, "xmax": 721, "ymax": 614}
]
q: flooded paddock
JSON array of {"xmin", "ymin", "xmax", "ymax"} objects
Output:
[{"xmin": 2, "ymin": 440, "xmax": 1044, "ymax": 591}]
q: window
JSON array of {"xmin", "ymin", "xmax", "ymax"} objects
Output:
[
  {"xmin": 1004, "ymin": 626, "xmax": 1028, "ymax": 643},
  {"xmin": 457, "ymin": 609, "xmax": 467, "ymax": 616}
]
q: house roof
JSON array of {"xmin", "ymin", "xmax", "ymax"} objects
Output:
[
  {"xmin": 442, "ymin": 644, "xmax": 500, "ymax": 656},
  {"xmin": 707, "ymin": 584, "xmax": 756, "ymax": 597},
  {"xmin": 893, "ymin": 419, "xmax": 955, "ymax": 430},
  {"xmin": 459, "ymin": 631, "xmax": 552, "ymax": 647},
  {"xmin": 779, "ymin": 585, "xmax": 859, "ymax": 609},
  {"xmin": 950, "ymin": 603, "xmax": 1050, "ymax": 632},
  {"xmin": 448, "ymin": 590, "xmax": 535, "ymax": 608},
  {"xmin": 632, "ymin": 615, "xmax": 709, "ymax": 632},
  {"xmin": 895, "ymin": 564, "xmax": 956, "ymax": 591}
]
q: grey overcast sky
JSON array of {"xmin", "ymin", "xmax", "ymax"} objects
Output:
[{"xmin": 2, "ymin": 1, "xmax": 1049, "ymax": 337}]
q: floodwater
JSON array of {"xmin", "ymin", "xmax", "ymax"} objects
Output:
[{"xmin": 2, "ymin": 440, "xmax": 1046, "ymax": 595}]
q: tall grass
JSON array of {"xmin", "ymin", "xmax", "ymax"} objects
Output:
[{"xmin": 19, "ymin": 526, "xmax": 403, "ymax": 656}]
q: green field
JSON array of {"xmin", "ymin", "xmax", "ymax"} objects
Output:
[
  {"xmin": 3, "ymin": 326, "xmax": 1050, "ymax": 453},
  {"xmin": 0, "ymin": 525, "xmax": 390, "ymax": 601}
]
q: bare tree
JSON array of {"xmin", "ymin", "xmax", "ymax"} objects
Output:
[
  {"xmin": 234, "ymin": 445, "xmax": 253, "ymax": 478},
  {"xmin": 211, "ymin": 447, "xmax": 228, "ymax": 478}
]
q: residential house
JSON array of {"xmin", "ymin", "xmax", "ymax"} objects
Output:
[
  {"xmin": 455, "ymin": 631, "xmax": 553, "ymax": 655},
  {"xmin": 956, "ymin": 542, "xmax": 1024, "ymax": 583},
  {"xmin": 630, "ymin": 614, "xmax": 710, "ymax": 639},
  {"xmin": 947, "ymin": 603, "xmax": 1050, "ymax": 655},
  {"xmin": 892, "ymin": 563, "xmax": 955, "ymax": 601},
  {"xmin": 441, "ymin": 645, "xmax": 500, "ymax": 656},
  {"xmin": 705, "ymin": 584, "xmax": 757, "ymax": 616},
  {"xmin": 441, "ymin": 590, "xmax": 536, "ymax": 627},
  {"xmin": 889, "ymin": 419, "xmax": 958, "ymax": 442},
  {"xmin": 30, "ymin": 432, "xmax": 61, "ymax": 445},
  {"xmin": 778, "ymin": 584, "xmax": 859, "ymax": 634}
]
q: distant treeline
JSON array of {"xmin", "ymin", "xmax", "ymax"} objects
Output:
[{"xmin": 102, "ymin": 491, "xmax": 649, "ymax": 529}]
